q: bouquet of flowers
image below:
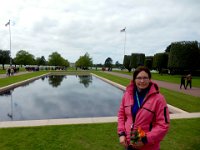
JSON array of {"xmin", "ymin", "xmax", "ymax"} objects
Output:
[{"xmin": 130, "ymin": 127, "xmax": 146, "ymax": 144}]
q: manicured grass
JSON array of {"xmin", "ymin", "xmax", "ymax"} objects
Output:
[
  {"xmin": 152, "ymin": 73, "xmax": 200, "ymax": 88},
  {"xmin": 160, "ymin": 118, "xmax": 200, "ymax": 150},
  {"xmin": 0, "ymin": 71, "xmax": 48, "ymax": 87},
  {"xmin": 92, "ymin": 71, "xmax": 130, "ymax": 86},
  {"xmin": 92, "ymin": 71, "xmax": 200, "ymax": 112},
  {"xmin": 113, "ymin": 70, "xmax": 200, "ymax": 88},
  {"xmin": 160, "ymin": 88, "xmax": 200, "ymax": 112},
  {"xmin": 0, "ymin": 118, "xmax": 200, "ymax": 150},
  {"xmin": 0, "ymin": 69, "xmax": 6, "ymax": 74}
]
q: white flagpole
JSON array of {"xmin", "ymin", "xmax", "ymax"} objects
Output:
[
  {"xmin": 120, "ymin": 27, "xmax": 126, "ymax": 56},
  {"xmin": 124, "ymin": 28, "xmax": 126, "ymax": 56},
  {"xmin": 6, "ymin": 20, "xmax": 12, "ymax": 66},
  {"xmin": 9, "ymin": 20, "xmax": 12, "ymax": 66}
]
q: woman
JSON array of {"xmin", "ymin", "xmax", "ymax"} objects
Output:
[{"xmin": 118, "ymin": 66, "xmax": 170, "ymax": 150}]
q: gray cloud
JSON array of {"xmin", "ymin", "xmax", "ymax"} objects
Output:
[{"xmin": 0, "ymin": 0, "xmax": 200, "ymax": 64}]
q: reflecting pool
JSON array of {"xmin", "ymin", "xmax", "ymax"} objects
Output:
[{"xmin": 0, "ymin": 75, "xmax": 124, "ymax": 121}]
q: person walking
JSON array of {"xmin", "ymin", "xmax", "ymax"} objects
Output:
[
  {"xmin": 186, "ymin": 74, "xmax": 192, "ymax": 89},
  {"xmin": 180, "ymin": 75, "xmax": 186, "ymax": 89},
  {"xmin": 117, "ymin": 66, "xmax": 170, "ymax": 150}
]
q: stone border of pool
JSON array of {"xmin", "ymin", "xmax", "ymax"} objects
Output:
[
  {"xmin": 0, "ymin": 73, "xmax": 200, "ymax": 128},
  {"xmin": 0, "ymin": 73, "xmax": 50, "ymax": 93}
]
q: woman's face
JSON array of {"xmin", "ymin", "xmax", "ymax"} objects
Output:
[{"xmin": 135, "ymin": 71, "xmax": 150, "ymax": 90}]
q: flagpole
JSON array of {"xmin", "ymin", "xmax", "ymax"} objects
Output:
[
  {"xmin": 120, "ymin": 27, "xmax": 126, "ymax": 56},
  {"xmin": 8, "ymin": 20, "xmax": 12, "ymax": 66},
  {"xmin": 6, "ymin": 20, "xmax": 12, "ymax": 66},
  {"xmin": 124, "ymin": 29, "xmax": 126, "ymax": 56}
]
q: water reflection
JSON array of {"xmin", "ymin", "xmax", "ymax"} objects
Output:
[
  {"xmin": 48, "ymin": 75, "xmax": 65, "ymax": 87},
  {"xmin": 7, "ymin": 90, "xmax": 14, "ymax": 120},
  {"xmin": 47, "ymin": 75, "xmax": 93, "ymax": 88},
  {"xmin": 0, "ymin": 75, "xmax": 123, "ymax": 121},
  {"xmin": 78, "ymin": 75, "xmax": 92, "ymax": 88},
  {"xmin": 0, "ymin": 90, "xmax": 13, "ymax": 96}
]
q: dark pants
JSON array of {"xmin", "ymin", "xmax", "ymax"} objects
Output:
[
  {"xmin": 186, "ymin": 81, "xmax": 192, "ymax": 89},
  {"xmin": 126, "ymin": 145, "xmax": 136, "ymax": 150},
  {"xmin": 180, "ymin": 82, "xmax": 186, "ymax": 89}
]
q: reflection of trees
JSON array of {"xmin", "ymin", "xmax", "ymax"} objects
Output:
[
  {"xmin": 0, "ymin": 89, "xmax": 13, "ymax": 96},
  {"xmin": 41, "ymin": 76, "xmax": 46, "ymax": 81},
  {"xmin": 48, "ymin": 75, "xmax": 65, "ymax": 87},
  {"xmin": 78, "ymin": 75, "xmax": 92, "ymax": 88}
]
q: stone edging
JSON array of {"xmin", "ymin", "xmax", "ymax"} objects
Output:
[{"xmin": 0, "ymin": 73, "xmax": 50, "ymax": 93}]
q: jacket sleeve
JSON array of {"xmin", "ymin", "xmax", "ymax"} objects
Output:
[
  {"xmin": 146, "ymin": 94, "xmax": 170, "ymax": 144},
  {"xmin": 117, "ymin": 93, "xmax": 126, "ymax": 134}
]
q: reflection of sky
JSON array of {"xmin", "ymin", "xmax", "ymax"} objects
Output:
[{"xmin": 0, "ymin": 75, "xmax": 124, "ymax": 121}]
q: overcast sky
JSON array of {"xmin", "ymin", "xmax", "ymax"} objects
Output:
[{"xmin": 0, "ymin": 0, "xmax": 200, "ymax": 64}]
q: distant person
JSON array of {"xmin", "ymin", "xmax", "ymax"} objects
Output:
[
  {"xmin": 117, "ymin": 66, "xmax": 170, "ymax": 150},
  {"xmin": 180, "ymin": 75, "xmax": 186, "ymax": 89},
  {"xmin": 10, "ymin": 68, "xmax": 14, "ymax": 76},
  {"xmin": 186, "ymin": 74, "xmax": 192, "ymax": 89},
  {"xmin": 7, "ymin": 67, "xmax": 11, "ymax": 76}
]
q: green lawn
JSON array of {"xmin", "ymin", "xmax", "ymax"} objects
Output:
[
  {"xmin": 0, "ymin": 118, "xmax": 199, "ymax": 150},
  {"xmin": 0, "ymin": 71, "xmax": 48, "ymax": 87},
  {"xmin": 0, "ymin": 70, "xmax": 200, "ymax": 149},
  {"xmin": 113, "ymin": 70, "xmax": 200, "ymax": 88},
  {"xmin": 0, "ymin": 69, "xmax": 5, "ymax": 74}
]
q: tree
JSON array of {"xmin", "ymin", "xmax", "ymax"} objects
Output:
[
  {"xmin": 153, "ymin": 53, "xmax": 168, "ymax": 74},
  {"xmin": 104, "ymin": 57, "xmax": 113, "ymax": 71},
  {"xmin": 0, "ymin": 50, "xmax": 10, "ymax": 69},
  {"xmin": 165, "ymin": 44, "xmax": 171, "ymax": 53},
  {"xmin": 130, "ymin": 53, "xmax": 145, "ymax": 69},
  {"xmin": 75, "ymin": 52, "xmax": 93, "ymax": 70},
  {"xmin": 64, "ymin": 59, "xmax": 70, "ymax": 68},
  {"xmin": 123, "ymin": 55, "xmax": 131, "ymax": 72},
  {"xmin": 14, "ymin": 50, "xmax": 35, "ymax": 66},
  {"xmin": 48, "ymin": 52, "xmax": 69, "ymax": 68},
  {"xmin": 35, "ymin": 56, "xmax": 46, "ymax": 66},
  {"xmin": 145, "ymin": 56, "xmax": 153, "ymax": 70},
  {"xmin": 168, "ymin": 41, "xmax": 200, "ymax": 73}
]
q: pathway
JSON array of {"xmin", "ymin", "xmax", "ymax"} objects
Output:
[
  {"xmin": 0, "ymin": 71, "xmax": 31, "ymax": 78},
  {"xmin": 104, "ymin": 71, "xmax": 200, "ymax": 97}
]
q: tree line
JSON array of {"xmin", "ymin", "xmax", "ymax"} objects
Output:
[
  {"xmin": 1, "ymin": 40, "xmax": 200, "ymax": 74},
  {"xmin": 123, "ymin": 41, "xmax": 200, "ymax": 75}
]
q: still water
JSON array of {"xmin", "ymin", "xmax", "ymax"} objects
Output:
[{"xmin": 0, "ymin": 75, "xmax": 124, "ymax": 121}]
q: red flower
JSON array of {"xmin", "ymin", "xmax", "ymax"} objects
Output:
[{"xmin": 130, "ymin": 127, "xmax": 146, "ymax": 144}]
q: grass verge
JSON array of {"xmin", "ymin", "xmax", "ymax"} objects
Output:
[
  {"xmin": 0, "ymin": 118, "xmax": 199, "ymax": 150},
  {"xmin": 112, "ymin": 70, "xmax": 200, "ymax": 88},
  {"xmin": 0, "ymin": 71, "xmax": 48, "ymax": 88}
]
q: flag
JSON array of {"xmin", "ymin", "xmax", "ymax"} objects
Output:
[
  {"xmin": 120, "ymin": 27, "xmax": 126, "ymax": 32},
  {"xmin": 5, "ymin": 20, "xmax": 10, "ymax": 27}
]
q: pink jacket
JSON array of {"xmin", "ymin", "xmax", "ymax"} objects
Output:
[{"xmin": 118, "ymin": 80, "xmax": 170, "ymax": 150}]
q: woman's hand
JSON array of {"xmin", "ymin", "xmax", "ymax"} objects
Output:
[{"xmin": 119, "ymin": 136, "xmax": 128, "ymax": 147}]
